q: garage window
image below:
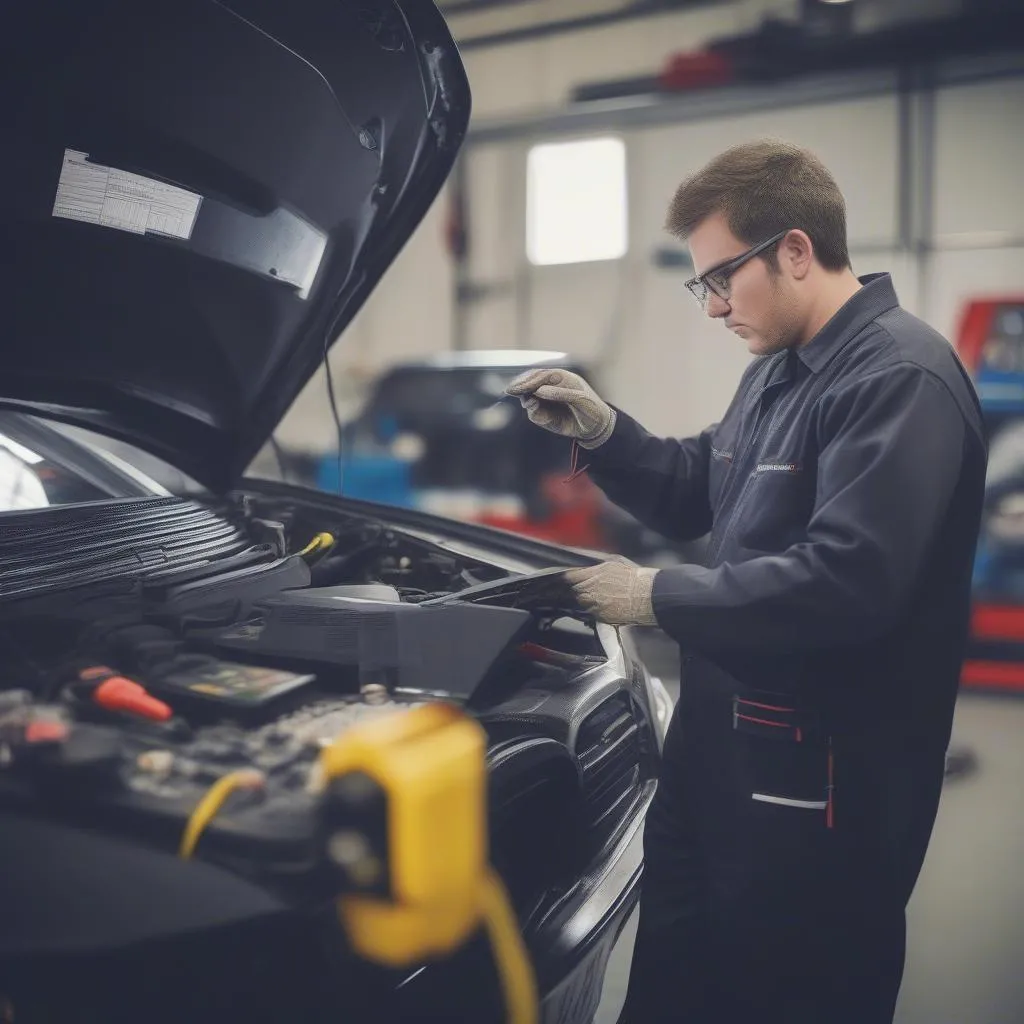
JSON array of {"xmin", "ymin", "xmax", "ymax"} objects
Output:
[{"xmin": 526, "ymin": 136, "xmax": 627, "ymax": 266}]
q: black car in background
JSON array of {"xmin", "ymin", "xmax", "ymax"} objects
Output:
[
  {"xmin": 323, "ymin": 352, "xmax": 686, "ymax": 561},
  {"xmin": 0, "ymin": 3, "xmax": 670, "ymax": 1022},
  {"xmin": 331, "ymin": 352, "xmax": 616, "ymax": 547}
]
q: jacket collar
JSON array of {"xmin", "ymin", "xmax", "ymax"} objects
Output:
[{"xmin": 796, "ymin": 273, "xmax": 900, "ymax": 374}]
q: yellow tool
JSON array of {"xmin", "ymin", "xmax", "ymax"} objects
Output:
[
  {"xmin": 178, "ymin": 702, "xmax": 538, "ymax": 1023},
  {"xmin": 319, "ymin": 702, "xmax": 538, "ymax": 1024}
]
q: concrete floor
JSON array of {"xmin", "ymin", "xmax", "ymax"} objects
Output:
[{"xmin": 595, "ymin": 635, "xmax": 1024, "ymax": 1024}]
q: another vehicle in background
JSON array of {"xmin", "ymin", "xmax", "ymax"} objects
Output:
[{"xmin": 324, "ymin": 352, "xmax": 674, "ymax": 560}]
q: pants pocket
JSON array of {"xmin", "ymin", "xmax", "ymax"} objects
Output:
[{"xmin": 732, "ymin": 695, "xmax": 834, "ymax": 826}]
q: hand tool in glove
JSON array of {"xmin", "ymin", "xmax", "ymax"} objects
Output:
[{"xmin": 505, "ymin": 369, "xmax": 616, "ymax": 449}]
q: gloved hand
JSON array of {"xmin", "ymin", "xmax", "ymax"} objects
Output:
[
  {"xmin": 505, "ymin": 368, "xmax": 616, "ymax": 449},
  {"xmin": 564, "ymin": 556, "xmax": 659, "ymax": 626}
]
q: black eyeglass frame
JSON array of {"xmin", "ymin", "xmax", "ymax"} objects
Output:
[{"xmin": 685, "ymin": 230, "xmax": 789, "ymax": 307}]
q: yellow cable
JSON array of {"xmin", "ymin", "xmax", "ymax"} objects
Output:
[
  {"xmin": 298, "ymin": 532, "xmax": 336, "ymax": 559},
  {"xmin": 178, "ymin": 770, "xmax": 264, "ymax": 860},
  {"xmin": 481, "ymin": 868, "xmax": 538, "ymax": 1024}
]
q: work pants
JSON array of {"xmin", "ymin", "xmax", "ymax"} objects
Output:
[{"xmin": 619, "ymin": 667, "xmax": 946, "ymax": 1024}]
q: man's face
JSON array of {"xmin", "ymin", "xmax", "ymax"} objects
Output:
[{"xmin": 687, "ymin": 213, "xmax": 800, "ymax": 356}]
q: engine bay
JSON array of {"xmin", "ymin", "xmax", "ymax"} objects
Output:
[{"xmin": 0, "ymin": 493, "xmax": 613, "ymax": 895}]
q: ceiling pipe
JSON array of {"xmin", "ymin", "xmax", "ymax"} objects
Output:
[
  {"xmin": 438, "ymin": 0, "xmax": 538, "ymax": 16},
  {"xmin": 568, "ymin": 6, "xmax": 1024, "ymax": 102},
  {"xmin": 455, "ymin": 0, "xmax": 729, "ymax": 51}
]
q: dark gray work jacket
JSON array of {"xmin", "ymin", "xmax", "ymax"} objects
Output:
[{"xmin": 588, "ymin": 274, "xmax": 987, "ymax": 745}]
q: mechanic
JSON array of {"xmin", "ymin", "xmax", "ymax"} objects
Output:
[{"xmin": 506, "ymin": 140, "xmax": 987, "ymax": 1024}]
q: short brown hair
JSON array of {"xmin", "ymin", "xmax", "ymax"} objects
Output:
[{"xmin": 665, "ymin": 139, "xmax": 850, "ymax": 272}]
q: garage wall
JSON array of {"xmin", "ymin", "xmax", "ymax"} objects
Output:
[{"xmin": 927, "ymin": 77, "xmax": 1024, "ymax": 344}]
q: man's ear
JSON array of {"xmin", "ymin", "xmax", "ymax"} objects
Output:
[{"xmin": 780, "ymin": 229, "xmax": 814, "ymax": 280}]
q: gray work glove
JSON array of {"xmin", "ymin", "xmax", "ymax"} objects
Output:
[
  {"xmin": 564, "ymin": 556, "xmax": 659, "ymax": 626},
  {"xmin": 505, "ymin": 368, "xmax": 617, "ymax": 449}
]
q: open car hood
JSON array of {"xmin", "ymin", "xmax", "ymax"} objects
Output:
[{"xmin": 0, "ymin": 0, "xmax": 469, "ymax": 491}]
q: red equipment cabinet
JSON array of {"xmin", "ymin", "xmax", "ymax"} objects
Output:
[{"xmin": 955, "ymin": 297, "xmax": 1024, "ymax": 691}]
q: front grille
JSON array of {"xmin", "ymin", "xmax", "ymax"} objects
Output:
[
  {"xmin": 0, "ymin": 498, "xmax": 256, "ymax": 601},
  {"xmin": 486, "ymin": 738, "xmax": 584, "ymax": 924},
  {"xmin": 577, "ymin": 693, "xmax": 644, "ymax": 839}
]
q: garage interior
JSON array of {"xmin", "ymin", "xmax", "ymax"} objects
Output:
[
  {"xmin": 257, "ymin": 2, "xmax": 1024, "ymax": 1022},
  {"xmin": 4, "ymin": 0, "xmax": 1024, "ymax": 1021}
]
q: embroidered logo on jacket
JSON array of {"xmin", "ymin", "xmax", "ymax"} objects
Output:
[{"xmin": 755, "ymin": 462, "xmax": 800, "ymax": 473}]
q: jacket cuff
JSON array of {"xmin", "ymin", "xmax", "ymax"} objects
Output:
[
  {"xmin": 578, "ymin": 408, "xmax": 617, "ymax": 450},
  {"xmin": 650, "ymin": 564, "xmax": 694, "ymax": 639},
  {"xmin": 634, "ymin": 567, "xmax": 660, "ymax": 627},
  {"xmin": 580, "ymin": 407, "xmax": 644, "ymax": 467}
]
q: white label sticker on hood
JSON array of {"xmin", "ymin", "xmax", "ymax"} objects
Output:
[{"xmin": 52, "ymin": 149, "xmax": 202, "ymax": 240}]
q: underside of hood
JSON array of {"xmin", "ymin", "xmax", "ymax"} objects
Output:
[{"xmin": 0, "ymin": 0, "xmax": 470, "ymax": 491}]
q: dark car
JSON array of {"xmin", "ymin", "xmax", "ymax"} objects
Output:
[
  {"xmin": 329, "ymin": 351, "xmax": 614, "ymax": 548},
  {"xmin": 327, "ymin": 352, "xmax": 683, "ymax": 559},
  {"xmin": 0, "ymin": 3, "xmax": 670, "ymax": 1023}
]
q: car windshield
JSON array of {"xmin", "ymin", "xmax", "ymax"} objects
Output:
[{"xmin": 0, "ymin": 413, "xmax": 187, "ymax": 512}]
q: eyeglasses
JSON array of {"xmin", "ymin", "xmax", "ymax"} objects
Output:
[{"xmin": 685, "ymin": 230, "xmax": 789, "ymax": 308}]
